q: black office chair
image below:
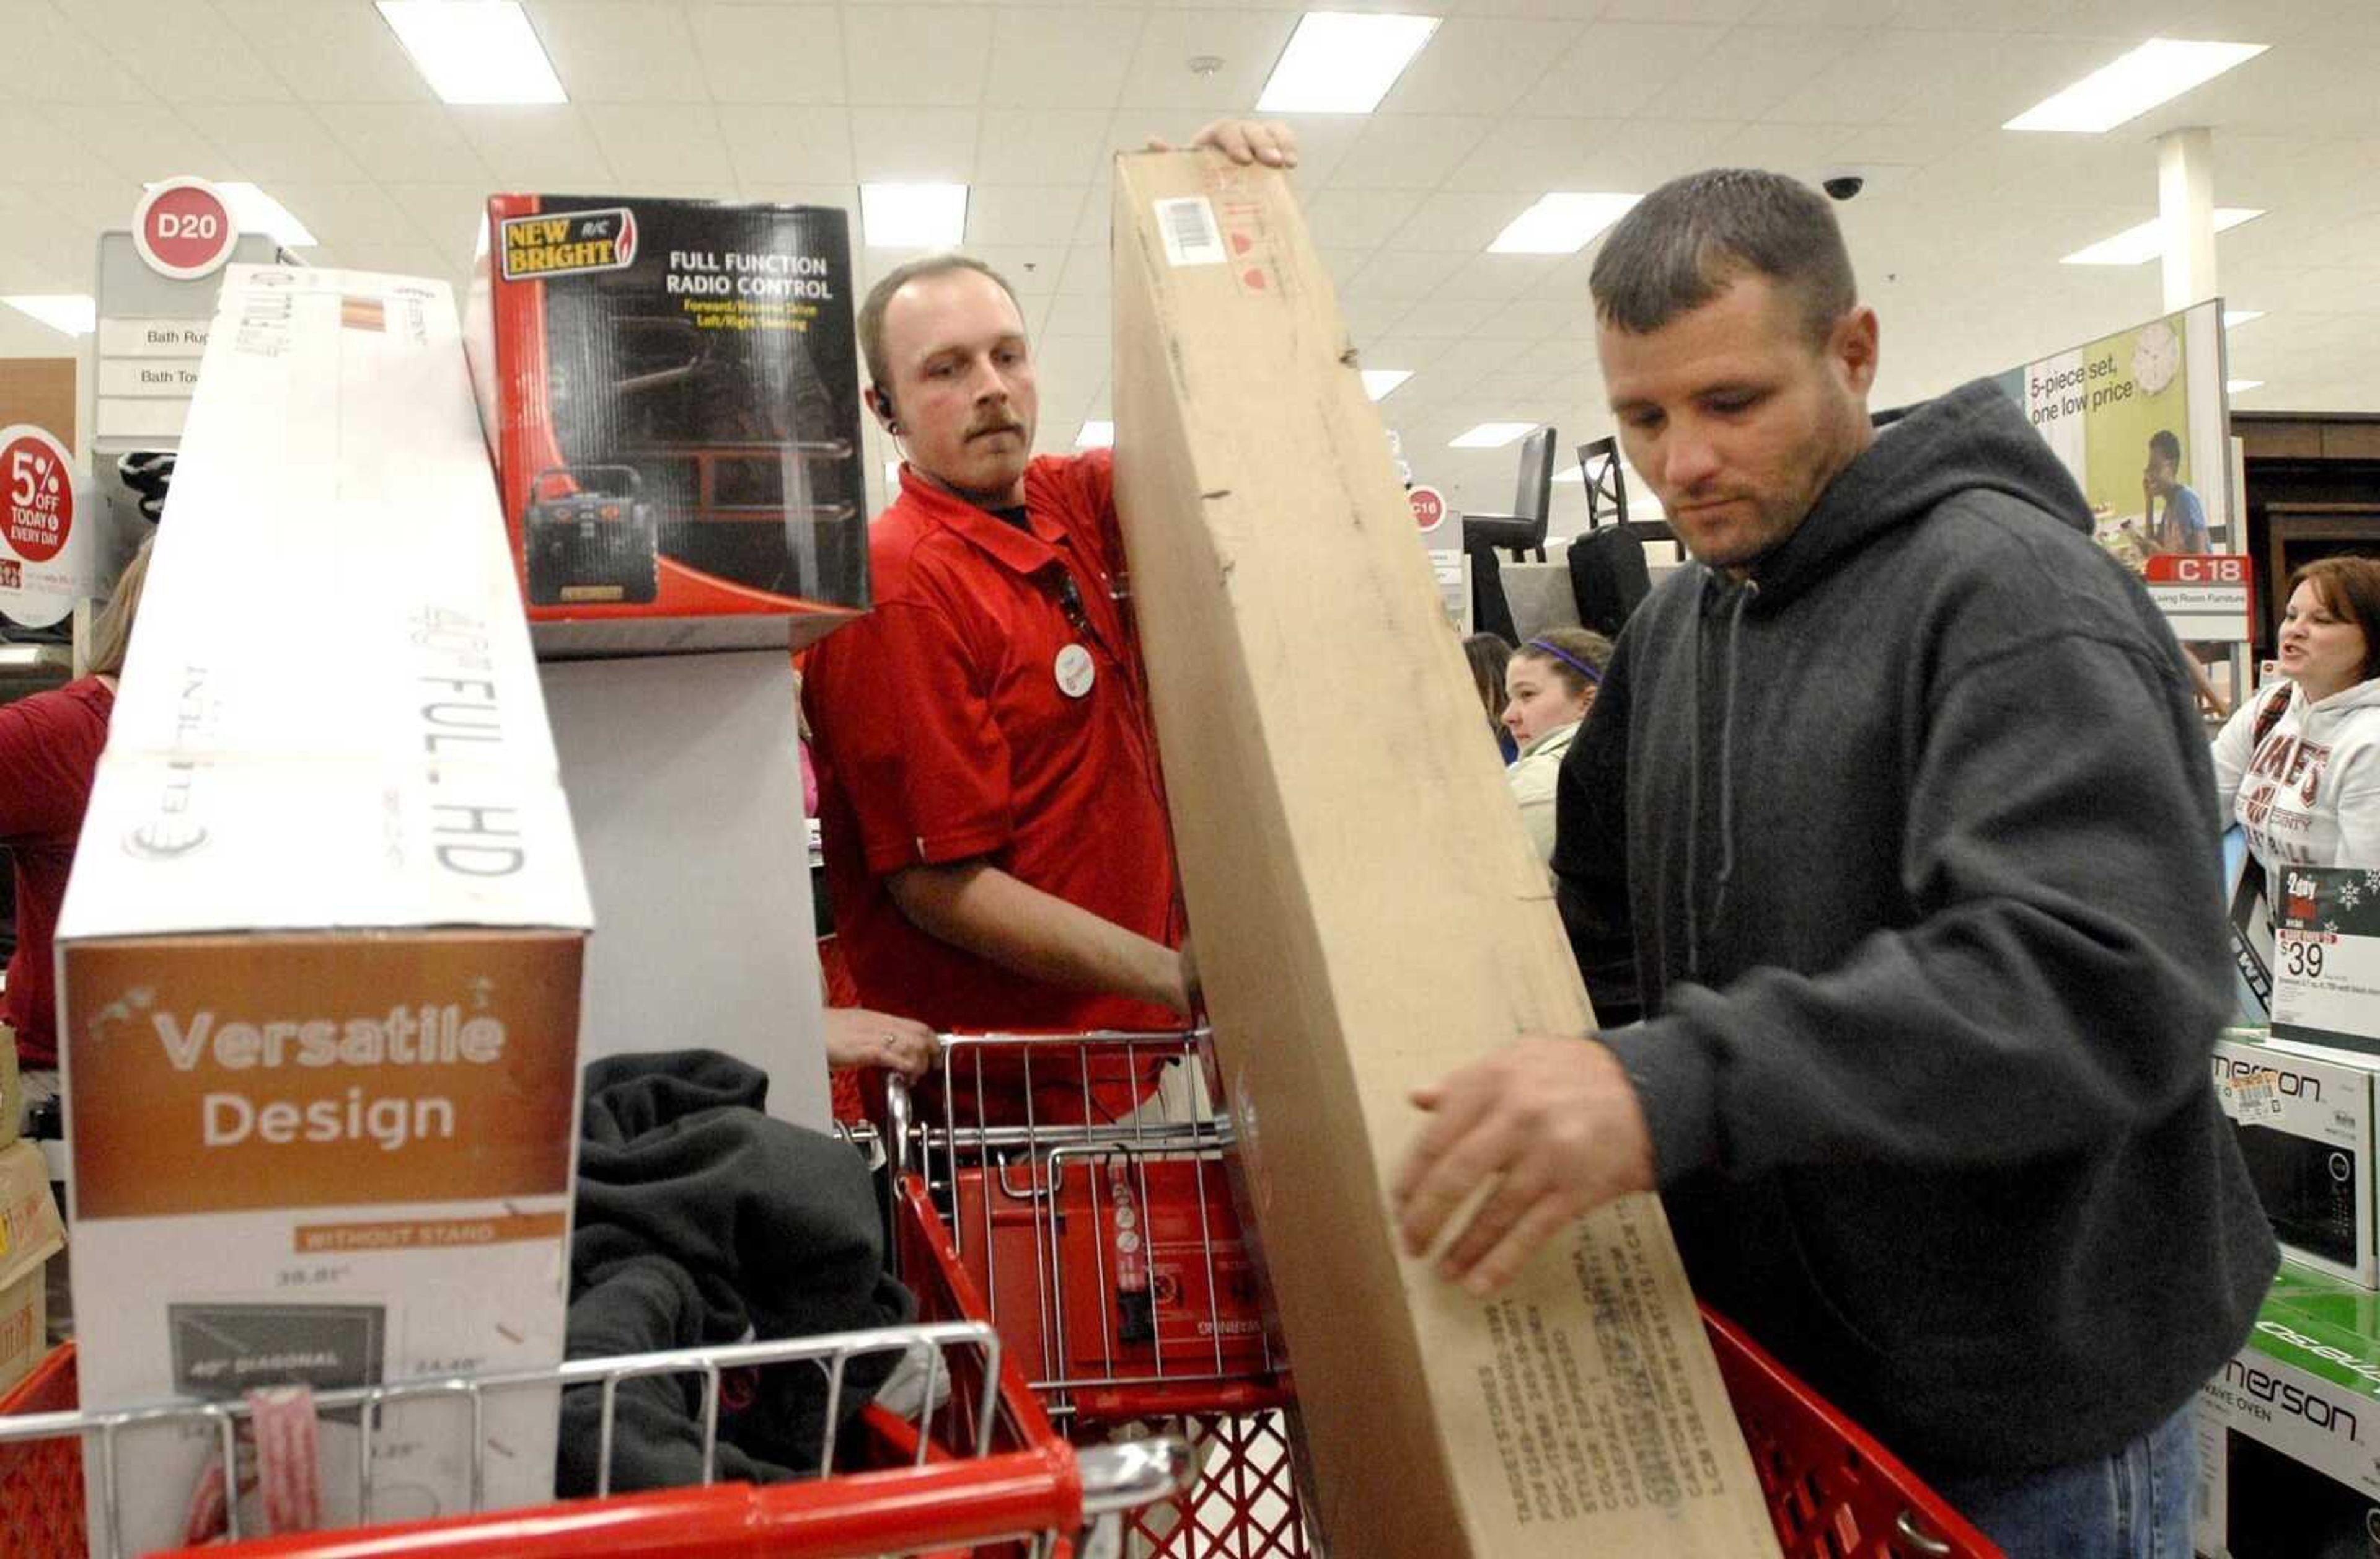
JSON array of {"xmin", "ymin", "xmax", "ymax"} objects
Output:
[{"xmin": 1460, "ymin": 425, "xmax": 1556, "ymax": 563}]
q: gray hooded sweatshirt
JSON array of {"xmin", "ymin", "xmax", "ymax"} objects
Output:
[{"xmin": 1557, "ymin": 378, "xmax": 2275, "ymax": 1477}]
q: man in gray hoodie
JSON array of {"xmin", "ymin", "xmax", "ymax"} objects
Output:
[{"xmin": 1391, "ymin": 169, "xmax": 2275, "ymax": 1557}]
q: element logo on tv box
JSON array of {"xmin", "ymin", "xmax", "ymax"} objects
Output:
[{"xmin": 500, "ymin": 209, "xmax": 638, "ymax": 281}]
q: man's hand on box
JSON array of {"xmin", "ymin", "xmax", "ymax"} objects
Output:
[
  {"xmin": 1147, "ymin": 120, "xmax": 1300, "ymax": 169},
  {"xmin": 1390, "ymin": 1037, "xmax": 1655, "ymax": 1296}
]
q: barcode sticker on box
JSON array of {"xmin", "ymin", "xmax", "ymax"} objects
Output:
[
  {"xmin": 1155, "ymin": 197, "xmax": 1225, "ymax": 267},
  {"xmin": 2226, "ymin": 1067, "xmax": 2285, "ymax": 1124}
]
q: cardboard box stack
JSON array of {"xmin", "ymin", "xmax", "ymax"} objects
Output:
[
  {"xmin": 0, "ymin": 1140, "xmax": 64, "ymax": 1398},
  {"xmin": 55, "ymin": 265, "xmax": 593, "ymax": 1550},
  {"xmin": 2214, "ymin": 1030, "xmax": 2377, "ymax": 1285},
  {"xmin": 1109, "ymin": 149, "xmax": 1777, "ymax": 1556}
]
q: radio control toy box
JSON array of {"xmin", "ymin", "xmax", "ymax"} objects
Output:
[
  {"xmin": 56, "ymin": 266, "xmax": 593, "ymax": 1552},
  {"xmin": 465, "ymin": 195, "xmax": 868, "ymax": 656},
  {"xmin": 2214, "ymin": 1031, "xmax": 2379, "ymax": 1287}
]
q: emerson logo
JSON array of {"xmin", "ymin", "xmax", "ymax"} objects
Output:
[
  {"xmin": 2213, "ymin": 1054, "xmax": 2324, "ymax": 1103},
  {"xmin": 499, "ymin": 208, "xmax": 638, "ymax": 281}
]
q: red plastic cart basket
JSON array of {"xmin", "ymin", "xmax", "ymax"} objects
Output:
[{"xmin": 888, "ymin": 1029, "xmax": 2002, "ymax": 1559}]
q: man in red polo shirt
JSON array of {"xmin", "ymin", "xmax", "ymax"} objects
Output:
[{"xmin": 803, "ymin": 120, "xmax": 1295, "ymax": 1102}]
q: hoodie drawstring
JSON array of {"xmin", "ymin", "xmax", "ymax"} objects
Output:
[{"xmin": 1683, "ymin": 578, "xmax": 1757, "ymax": 981}]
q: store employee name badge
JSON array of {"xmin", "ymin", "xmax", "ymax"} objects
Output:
[
  {"xmin": 2271, "ymin": 865, "xmax": 2380, "ymax": 1054},
  {"xmin": 1055, "ymin": 643, "xmax": 1095, "ymax": 699}
]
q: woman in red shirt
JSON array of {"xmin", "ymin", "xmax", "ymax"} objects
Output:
[{"xmin": 2, "ymin": 539, "xmax": 150, "ymax": 1067}]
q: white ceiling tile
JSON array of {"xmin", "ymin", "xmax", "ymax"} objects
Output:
[
  {"xmin": 1121, "ymin": 12, "xmax": 1300, "ymax": 113},
  {"xmin": 4, "ymin": 2, "xmax": 148, "ymax": 102},
  {"xmin": 689, "ymin": 5, "xmax": 847, "ymax": 103},
  {"xmin": 1390, "ymin": 295, "xmax": 1509, "ymax": 338},
  {"xmin": 1379, "ymin": 18, "xmax": 1586, "ymax": 118},
  {"xmin": 1386, "ymin": 191, "xmax": 1549, "ymax": 253},
  {"xmin": 977, "ymin": 108, "xmax": 1121, "ymax": 186},
  {"xmin": 74, "ymin": 0, "xmax": 292, "ymax": 102},
  {"xmin": 1057, "ymin": 242, "xmax": 1108, "ymax": 297},
  {"xmin": 717, "ymin": 106, "xmax": 856, "ymax": 184},
  {"xmin": 1655, "ymin": 27, "xmax": 1868, "ymax": 123},
  {"xmin": 587, "ymin": 104, "xmax": 734, "ymax": 187},
  {"xmin": 1512, "ymin": 22, "xmax": 1732, "ymax": 119},
  {"xmin": 967, "ymin": 244, "xmax": 1068, "ymax": 296},
  {"xmin": 1302, "ymin": 187, "xmax": 1410, "ymax": 250},
  {"xmin": 1269, "ymin": 115, "xmax": 1368, "ymax": 188},
  {"xmin": 268, "ymin": 185, "xmax": 433, "ymax": 251},
  {"xmin": 845, "ymin": 9, "xmax": 994, "ymax": 107},
  {"xmin": 1325, "ymin": 116, "xmax": 1498, "ymax": 190},
  {"xmin": 1337, "ymin": 296, "xmax": 1413, "ymax": 339},
  {"xmin": 1040, "ymin": 291, "xmax": 1108, "ymax": 337},
  {"xmin": 348, "ymin": 242, "xmax": 459, "ymax": 284},
  {"xmin": 449, "ymin": 107, "xmax": 616, "ymax": 187},
  {"xmin": 1432, "ymin": 252, "xmax": 1569, "ymax": 303},
  {"xmin": 1350, "ymin": 334, "xmax": 1455, "ymax": 372},
  {"xmin": 213, "ymin": 0, "xmax": 431, "ymax": 103},
  {"xmin": 48, "ymin": 102, "xmax": 234, "ymax": 188},
  {"xmin": 739, "ymin": 183, "xmax": 863, "ymax": 214},
  {"xmin": 175, "ymin": 105, "xmax": 373, "ymax": 183},
  {"xmin": 1441, "ymin": 117, "xmax": 1739, "ymax": 194},
  {"xmin": 0, "ymin": 104, "xmax": 138, "ymax": 187},
  {"xmin": 969, "ymin": 186, "xmax": 1091, "ymax": 247},
  {"xmin": 1600, "ymin": 0, "xmax": 1760, "ymax": 20},
  {"xmin": 850, "ymin": 107, "xmax": 979, "ymax": 182},
  {"xmin": 322, "ymin": 106, "xmax": 494, "ymax": 187},
  {"xmin": 1746, "ymin": 0, "xmax": 1902, "ymax": 21},
  {"xmin": 1342, "ymin": 248, "xmax": 1474, "ymax": 301},
  {"xmin": 529, "ymin": 2, "xmax": 712, "ymax": 101},
  {"xmin": 1706, "ymin": 122, "xmax": 1860, "ymax": 174},
  {"xmin": 984, "ymin": 9, "xmax": 1142, "ymax": 111},
  {"xmin": 385, "ymin": 185, "xmax": 502, "ymax": 267},
  {"xmin": 1888, "ymin": 0, "xmax": 2080, "ymax": 28}
]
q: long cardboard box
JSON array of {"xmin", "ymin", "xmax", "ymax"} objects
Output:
[
  {"xmin": 1110, "ymin": 152, "xmax": 1775, "ymax": 1556},
  {"xmin": 56, "ymin": 267, "xmax": 593, "ymax": 1552}
]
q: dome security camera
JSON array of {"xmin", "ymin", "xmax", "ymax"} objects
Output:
[{"xmin": 1822, "ymin": 172, "xmax": 1866, "ymax": 201}]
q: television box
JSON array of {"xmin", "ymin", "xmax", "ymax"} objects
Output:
[
  {"xmin": 2213, "ymin": 1032, "xmax": 2378, "ymax": 1286},
  {"xmin": 465, "ymin": 195, "xmax": 869, "ymax": 657},
  {"xmin": 2196, "ymin": 1284, "xmax": 2380, "ymax": 1559},
  {"xmin": 56, "ymin": 266, "xmax": 593, "ymax": 1552},
  {"xmin": 1110, "ymin": 150, "xmax": 1776, "ymax": 1557}
]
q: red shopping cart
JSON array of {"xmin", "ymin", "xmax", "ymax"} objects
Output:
[
  {"xmin": 0, "ymin": 1185, "xmax": 1194, "ymax": 1558},
  {"xmin": 887, "ymin": 1028, "xmax": 2001, "ymax": 1559}
]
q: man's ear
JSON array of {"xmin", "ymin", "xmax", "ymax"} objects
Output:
[
  {"xmin": 1832, "ymin": 305, "xmax": 1880, "ymax": 398},
  {"xmin": 870, "ymin": 386, "xmax": 900, "ymax": 433}
]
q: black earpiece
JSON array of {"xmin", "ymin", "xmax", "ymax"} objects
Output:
[{"xmin": 873, "ymin": 387, "xmax": 901, "ymax": 435}]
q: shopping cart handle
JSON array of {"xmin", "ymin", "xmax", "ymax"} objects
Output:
[{"xmin": 1078, "ymin": 1434, "xmax": 1197, "ymax": 1517}]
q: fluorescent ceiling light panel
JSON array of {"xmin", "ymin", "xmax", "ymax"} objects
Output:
[
  {"xmin": 1489, "ymin": 193, "xmax": 1641, "ymax": 255},
  {"xmin": 2004, "ymin": 39, "xmax": 2267, "ymax": 133},
  {"xmin": 377, "ymin": 1, "xmax": 567, "ymax": 105},
  {"xmin": 1075, "ymin": 420, "xmax": 1115, "ymax": 448},
  {"xmin": 2060, "ymin": 207, "xmax": 2263, "ymax": 266},
  {"xmin": 883, "ymin": 459, "xmax": 903, "ymax": 493},
  {"xmin": 1257, "ymin": 12, "xmax": 1440, "ymax": 115},
  {"xmin": 1551, "ymin": 464, "xmax": 1584, "ymax": 483},
  {"xmin": 1362, "ymin": 369, "xmax": 1413, "ymax": 401},
  {"xmin": 860, "ymin": 183, "xmax": 968, "ymax": 249},
  {"xmin": 2, "ymin": 295, "xmax": 96, "ymax": 337},
  {"xmin": 1450, "ymin": 422, "xmax": 1535, "ymax": 449},
  {"xmin": 2227, "ymin": 379, "xmax": 2263, "ymax": 394},
  {"xmin": 144, "ymin": 181, "xmax": 318, "ymax": 247},
  {"xmin": 2224, "ymin": 308, "xmax": 2265, "ymax": 329}
]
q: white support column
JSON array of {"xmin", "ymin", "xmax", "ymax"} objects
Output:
[{"xmin": 2157, "ymin": 126, "xmax": 2217, "ymax": 314}]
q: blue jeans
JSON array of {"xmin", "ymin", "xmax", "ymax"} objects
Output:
[{"xmin": 1928, "ymin": 1405, "xmax": 2195, "ymax": 1559}]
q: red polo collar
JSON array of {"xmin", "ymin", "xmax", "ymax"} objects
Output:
[{"xmin": 892, "ymin": 461, "xmax": 1073, "ymax": 576}]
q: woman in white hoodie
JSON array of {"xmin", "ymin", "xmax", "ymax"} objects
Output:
[
  {"xmin": 2214, "ymin": 555, "xmax": 2380, "ymax": 872},
  {"xmin": 1502, "ymin": 627, "xmax": 1613, "ymax": 862}
]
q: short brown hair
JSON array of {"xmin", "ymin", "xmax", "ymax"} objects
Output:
[
  {"xmin": 1514, "ymin": 627, "xmax": 1614, "ymax": 699},
  {"xmin": 856, "ymin": 254, "xmax": 1026, "ymax": 394},
  {"xmin": 86, "ymin": 534, "xmax": 154, "ymax": 679},
  {"xmin": 2290, "ymin": 555, "xmax": 2380, "ymax": 684},
  {"xmin": 1590, "ymin": 169, "xmax": 1857, "ymax": 350}
]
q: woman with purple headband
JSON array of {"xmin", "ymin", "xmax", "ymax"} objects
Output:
[{"xmin": 1501, "ymin": 626, "xmax": 1613, "ymax": 862}]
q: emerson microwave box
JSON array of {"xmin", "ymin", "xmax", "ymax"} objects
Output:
[
  {"xmin": 2213, "ymin": 1031, "xmax": 2379, "ymax": 1287},
  {"xmin": 465, "ymin": 195, "xmax": 869, "ymax": 656},
  {"xmin": 55, "ymin": 266, "xmax": 593, "ymax": 1553},
  {"xmin": 2195, "ymin": 1283, "xmax": 2380, "ymax": 1559},
  {"xmin": 1109, "ymin": 151, "xmax": 1777, "ymax": 1557}
]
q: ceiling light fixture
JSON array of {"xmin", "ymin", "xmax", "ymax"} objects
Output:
[
  {"xmin": 2060, "ymin": 207, "xmax": 2263, "ymax": 266},
  {"xmin": 2, "ymin": 295, "xmax": 97, "ymax": 337},
  {"xmin": 859, "ymin": 183, "xmax": 969, "ymax": 249},
  {"xmin": 2224, "ymin": 308, "xmax": 2265, "ymax": 329},
  {"xmin": 2004, "ymin": 39, "xmax": 2267, "ymax": 133},
  {"xmin": 2226, "ymin": 379, "xmax": 2263, "ymax": 394},
  {"xmin": 1450, "ymin": 422, "xmax": 1535, "ymax": 449},
  {"xmin": 1257, "ymin": 12, "xmax": 1441, "ymax": 115},
  {"xmin": 376, "ymin": 1, "xmax": 568, "ymax": 105},
  {"xmin": 1488, "ymin": 193, "xmax": 1641, "ymax": 255},
  {"xmin": 1361, "ymin": 369, "xmax": 1413, "ymax": 400},
  {"xmin": 1075, "ymin": 420, "xmax": 1115, "ymax": 448}
]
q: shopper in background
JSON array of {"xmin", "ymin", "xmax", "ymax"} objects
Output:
[
  {"xmin": 1460, "ymin": 632, "xmax": 1517, "ymax": 762},
  {"xmin": 0, "ymin": 538, "xmax": 151, "ymax": 1071},
  {"xmin": 2213, "ymin": 555, "xmax": 2380, "ymax": 872},
  {"xmin": 801, "ymin": 120, "xmax": 1295, "ymax": 1116},
  {"xmin": 1394, "ymin": 169, "xmax": 2272, "ymax": 1559},
  {"xmin": 2145, "ymin": 428, "xmax": 2210, "ymax": 555},
  {"xmin": 1501, "ymin": 628, "xmax": 1610, "ymax": 861}
]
